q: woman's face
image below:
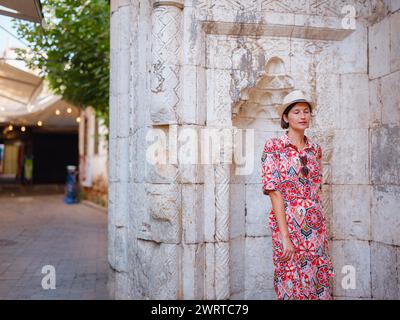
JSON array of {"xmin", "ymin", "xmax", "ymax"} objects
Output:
[{"xmin": 283, "ymin": 102, "xmax": 312, "ymax": 131}]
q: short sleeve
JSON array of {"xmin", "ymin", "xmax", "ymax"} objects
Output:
[{"xmin": 261, "ymin": 138, "xmax": 281, "ymax": 195}]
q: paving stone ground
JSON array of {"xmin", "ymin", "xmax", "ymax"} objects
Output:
[{"xmin": 0, "ymin": 194, "xmax": 110, "ymax": 300}]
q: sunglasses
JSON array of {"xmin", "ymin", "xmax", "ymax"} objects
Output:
[{"xmin": 299, "ymin": 155, "xmax": 309, "ymax": 177}]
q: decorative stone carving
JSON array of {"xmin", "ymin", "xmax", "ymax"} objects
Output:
[
  {"xmin": 138, "ymin": 183, "xmax": 181, "ymax": 244},
  {"xmin": 151, "ymin": 1, "xmax": 184, "ymax": 124},
  {"xmin": 232, "ymin": 57, "xmax": 294, "ymax": 125}
]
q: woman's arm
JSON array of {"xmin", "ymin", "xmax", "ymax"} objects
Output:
[
  {"xmin": 261, "ymin": 138, "xmax": 295, "ymax": 262},
  {"xmin": 267, "ymin": 190, "xmax": 295, "ymax": 262}
]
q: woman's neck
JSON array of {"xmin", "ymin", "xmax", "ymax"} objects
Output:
[{"xmin": 287, "ymin": 129, "xmax": 306, "ymax": 149}]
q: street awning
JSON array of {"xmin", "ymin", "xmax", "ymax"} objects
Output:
[
  {"xmin": 0, "ymin": 60, "xmax": 44, "ymax": 119},
  {"xmin": 0, "ymin": 0, "xmax": 43, "ymax": 23},
  {"xmin": 0, "ymin": 60, "xmax": 79, "ymax": 130}
]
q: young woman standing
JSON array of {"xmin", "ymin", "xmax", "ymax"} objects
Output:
[{"xmin": 261, "ymin": 90, "xmax": 335, "ymax": 300}]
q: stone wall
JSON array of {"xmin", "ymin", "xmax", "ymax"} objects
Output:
[
  {"xmin": 109, "ymin": 0, "xmax": 400, "ymax": 299},
  {"xmin": 368, "ymin": 1, "xmax": 400, "ymax": 300}
]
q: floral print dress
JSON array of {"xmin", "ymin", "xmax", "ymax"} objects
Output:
[{"xmin": 261, "ymin": 131, "xmax": 335, "ymax": 300}]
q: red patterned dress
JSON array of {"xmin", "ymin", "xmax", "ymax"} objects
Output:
[{"xmin": 261, "ymin": 131, "xmax": 335, "ymax": 300}]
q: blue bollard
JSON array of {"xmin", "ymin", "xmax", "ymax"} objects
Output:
[{"xmin": 64, "ymin": 165, "xmax": 78, "ymax": 204}]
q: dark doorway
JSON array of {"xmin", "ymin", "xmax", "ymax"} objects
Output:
[{"xmin": 32, "ymin": 132, "xmax": 78, "ymax": 184}]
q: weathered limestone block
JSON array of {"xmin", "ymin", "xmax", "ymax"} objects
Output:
[
  {"xmin": 138, "ymin": 183, "xmax": 181, "ymax": 243},
  {"xmin": 370, "ymin": 241, "xmax": 400, "ymax": 299},
  {"xmin": 230, "ymin": 130, "xmax": 276, "ymax": 185},
  {"xmin": 108, "ymin": 179, "xmax": 129, "ymax": 272},
  {"xmin": 332, "ymin": 129, "xmax": 369, "ymax": 185},
  {"xmin": 178, "ymin": 125, "xmax": 204, "ymax": 183},
  {"xmin": 114, "ymin": 270, "xmax": 133, "ymax": 300},
  {"xmin": 230, "ymin": 183, "xmax": 246, "ymax": 239},
  {"xmin": 229, "ymin": 237, "xmax": 245, "ymax": 297},
  {"xmin": 182, "ymin": 65, "xmax": 206, "ymax": 125},
  {"xmin": 369, "ymin": 16, "xmax": 390, "ymax": 79},
  {"xmin": 203, "ymin": 164, "xmax": 216, "ymax": 242},
  {"xmin": 245, "ymin": 183, "xmax": 271, "ymax": 237},
  {"xmin": 388, "ymin": 0, "xmax": 400, "ymax": 12},
  {"xmin": 371, "ymin": 125, "xmax": 400, "ymax": 185},
  {"xmin": 182, "ymin": 243, "xmax": 205, "ymax": 299},
  {"xmin": 288, "ymin": 54, "xmax": 314, "ymax": 102},
  {"xmin": 331, "ymin": 239, "xmax": 371, "ymax": 298},
  {"xmin": 314, "ymin": 73, "xmax": 340, "ymax": 130},
  {"xmin": 381, "ymin": 70, "xmax": 400, "ymax": 125},
  {"xmin": 390, "ymin": 11, "xmax": 400, "ymax": 72},
  {"xmin": 113, "ymin": 226, "xmax": 128, "ymax": 273},
  {"xmin": 339, "ymin": 74, "xmax": 370, "ymax": 129},
  {"xmin": 128, "ymin": 182, "xmax": 147, "ymax": 236},
  {"xmin": 130, "ymin": 128, "xmax": 145, "ymax": 183},
  {"xmin": 200, "ymin": 13, "xmax": 353, "ymax": 41},
  {"xmin": 182, "ymin": 184, "xmax": 204, "ymax": 244},
  {"xmin": 371, "ymin": 185, "xmax": 400, "ymax": 246},
  {"xmin": 292, "ymin": 13, "xmax": 354, "ymax": 40},
  {"xmin": 204, "ymin": 242, "xmax": 215, "ymax": 299},
  {"xmin": 205, "ymin": 35, "xmax": 233, "ymax": 70},
  {"xmin": 182, "ymin": 5, "xmax": 206, "ymax": 66},
  {"xmin": 243, "ymin": 237, "xmax": 275, "ymax": 299},
  {"xmin": 316, "ymin": 20, "xmax": 367, "ymax": 74},
  {"xmin": 135, "ymin": 240, "xmax": 180, "ymax": 299},
  {"xmin": 145, "ymin": 124, "xmax": 205, "ymax": 183},
  {"xmin": 144, "ymin": 125, "xmax": 179, "ymax": 183},
  {"xmin": 109, "ymin": 136, "xmax": 130, "ymax": 183},
  {"xmin": 368, "ymin": 78, "xmax": 383, "ymax": 127},
  {"xmin": 332, "ymin": 185, "xmax": 370, "ymax": 241},
  {"xmin": 110, "ymin": 0, "xmax": 130, "ymax": 13}
]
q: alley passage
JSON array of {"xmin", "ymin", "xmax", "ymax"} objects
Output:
[{"xmin": 0, "ymin": 195, "xmax": 109, "ymax": 299}]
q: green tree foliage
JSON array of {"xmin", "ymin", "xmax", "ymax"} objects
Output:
[{"xmin": 14, "ymin": 0, "xmax": 110, "ymax": 126}]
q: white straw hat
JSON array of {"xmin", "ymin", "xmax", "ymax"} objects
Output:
[{"xmin": 277, "ymin": 90, "xmax": 315, "ymax": 119}]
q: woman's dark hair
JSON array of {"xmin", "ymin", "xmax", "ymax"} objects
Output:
[{"xmin": 280, "ymin": 102, "xmax": 312, "ymax": 129}]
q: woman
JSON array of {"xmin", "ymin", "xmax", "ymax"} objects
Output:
[{"xmin": 261, "ymin": 90, "xmax": 335, "ymax": 300}]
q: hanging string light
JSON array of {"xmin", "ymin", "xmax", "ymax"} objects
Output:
[
  {"xmin": 21, "ymin": 126, "xmax": 26, "ymax": 132},
  {"xmin": 37, "ymin": 121, "xmax": 43, "ymax": 127}
]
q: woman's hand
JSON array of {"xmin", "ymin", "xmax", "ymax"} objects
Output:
[{"xmin": 280, "ymin": 234, "xmax": 295, "ymax": 262}]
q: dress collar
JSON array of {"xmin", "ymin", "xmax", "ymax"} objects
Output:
[{"xmin": 281, "ymin": 130, "xmax": 313, "ymax": 152}]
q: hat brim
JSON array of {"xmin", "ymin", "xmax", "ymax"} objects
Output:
[{"xmin": 277, "ymin": 99, "xmax": 314, "ymax": 119}]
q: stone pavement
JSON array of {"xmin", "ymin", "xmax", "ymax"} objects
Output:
[{"xmin": 0, "ymin": 194, "xmax": 110, "ymax": 300}]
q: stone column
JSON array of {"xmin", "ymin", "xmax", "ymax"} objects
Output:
[
  {"xmin": 151, "ymin": 0, "xmax": 184, "ymax": 124},
  {"xmin": 209, "ymin": 72, "xmax": 233, "ymax": 300},
  {"xmin": 214, "ymin": 162, "xmax": 231, "ymax": 299},
  {"xmin": 109, "ymin": 0, "xmax": 135, "ymax": 299}
]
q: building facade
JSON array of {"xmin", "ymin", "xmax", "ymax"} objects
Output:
[{"xmin": 109, "ymin": 0, "xmax": 400, "ymax": 299}]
